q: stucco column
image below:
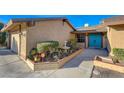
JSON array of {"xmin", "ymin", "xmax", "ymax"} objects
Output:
[
  {"xmin": 102, "ymin": 33, "xmax": 106, "ymax": 48},
  {"xmin": 19, "ymin": 25, "xmax": 21, "ymax": 56},
  {"xmin": 85, "ymin": 33, "xmax": 88, "ymax": 48}
]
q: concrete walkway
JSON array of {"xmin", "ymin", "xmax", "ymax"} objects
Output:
[
  {"xmin": 49, "ymin": 49, "xmax": 108, "ymax": 78},
  {"xmin": 0, "ymin": 49, "xmax": 108, "ymax": 78}
]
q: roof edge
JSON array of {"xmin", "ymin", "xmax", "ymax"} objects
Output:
[{"xmin": 1, "ymin": 17, "xmax": 76, "ymax": 31}]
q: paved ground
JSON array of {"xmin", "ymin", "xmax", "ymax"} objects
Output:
[
  {"xmin": 0, "ymin": 48, "xmax": 108, "ymax": 78},
  {"xmin": 92, "ymin": 66, "xmax": 124, "ymax": 78}
]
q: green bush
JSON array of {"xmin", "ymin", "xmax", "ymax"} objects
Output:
[
  {"xmin": 30, "ymin": 48, "xmax": 37, "ymax": 55},
  {"xmin": 37, "ymin": 41, "xmax": 59, "ymax": 53},
  {"xmin": 113, "ymin": 48, "xmax": 124, "ymax": 61},
  {"xmin": 28, "ymin": 48, "xmax": 38, "ymax": 60}
]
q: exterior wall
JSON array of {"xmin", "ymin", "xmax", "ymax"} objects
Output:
[
  {"xmin": 77, "ymin": 43, "xmax": 85, "ymax": 48},
  {"xmin": 70, "ymin": 33, "xmax": 75, "ymax": 39},
  {"xmin": 106, "ymin": 27, "xmax": 111, "ymax": 53},
  {"xmin": 27, "ymin": 20, "xmax": 74, "ymax": 54},
  {"xmin": 102, "ymin": 33, "xmax": 107, "ymax": 48},
  {"xmin": 107, "ymin": 25, "xmax": 124, "ymax": 55},
  {"xmin": 10, "ymin": 24, "xmax": 27, "ymax": 59},
  {"xmin": 20, "ymin": 30, "xmax": 27, "ymax": 59}
]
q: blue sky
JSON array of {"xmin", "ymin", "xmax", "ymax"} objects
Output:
[{"xmin": 0, "ymin": 15, "xmax": 115, "ymax": 28}]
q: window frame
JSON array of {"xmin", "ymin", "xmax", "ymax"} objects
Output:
[{"xmin": 76, "ymin": 34, "xmax": 85, "ymax": 43}]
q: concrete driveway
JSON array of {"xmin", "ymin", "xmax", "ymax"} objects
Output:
[{"xmin": 0, "ymin": 48, "xmax": 108, "ymax": 78}]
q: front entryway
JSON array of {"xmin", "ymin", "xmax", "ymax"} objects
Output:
[{"xmin": 88, "ymin": 33, "xmax": 102, "ymax": 48}]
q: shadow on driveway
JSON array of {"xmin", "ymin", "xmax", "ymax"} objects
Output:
[{"xmin": 0, "ymin": 49, "xmax": 16, "ymax": 56}]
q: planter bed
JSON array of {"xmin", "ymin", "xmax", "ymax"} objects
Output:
[
  {"xmin": 94, "ymin": 56, "xmax": 124, "ymax": 73},
  {"xmin": 26, "ymin": 48, "xmax": 83, "ymax": 71}
]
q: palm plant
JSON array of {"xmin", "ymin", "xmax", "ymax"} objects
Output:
[{"xmin": 37, "ymin": 41, "xmax": 59, "ymax": 61}]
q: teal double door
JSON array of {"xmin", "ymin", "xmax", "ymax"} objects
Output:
[{"xmin": 88, "ymin": 33, "xmax": 102, "ymax": 48}]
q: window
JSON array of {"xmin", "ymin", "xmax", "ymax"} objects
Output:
[{"xmin": 76, "ymin": 34, "xmax": 85, "ymax": 43}]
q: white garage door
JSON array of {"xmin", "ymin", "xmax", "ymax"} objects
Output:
[{"xmin": 11, "ymin": 33, "xmax": 20, "ymax": 53}]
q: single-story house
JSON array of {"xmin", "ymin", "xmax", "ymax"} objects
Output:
[
  {"xmin": 2, "ymin": 16, "xmax": 124, "ymax": 59},
  {"xmin": 1, "ymin": 18, "xmax": 75, "ymax": 60}
]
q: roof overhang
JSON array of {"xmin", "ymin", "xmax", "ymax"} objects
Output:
[
  {"xmin": 102, "ymin": 16, "xmax": 124, "ymax": 26},
  {"xmin": 103, "ymin": 21, "xmax": 124, "ymax": 26},
  {"xmin": 63, "ymin": 19, "xmax": 76, "ymax": 31},
  {"xmin": 1, "ymin": 17, "xmax": 76, "ymax": 32},
  {"xmin": 72, "ymin": 24, "xmax": 107, "ymax": 34},
  {"xmin": 71, "ymin": 30, "xmax": 107, "ymax": 34},
  {"xmin": 1, "ymin": 20, "xmax": 21, "ymax": 32}
]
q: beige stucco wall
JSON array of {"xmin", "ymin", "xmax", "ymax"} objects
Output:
[
  {"xmin": 102, "ymin": 33, "xmax": 107, "ymax": 48},
  {"xmin": 20, "ymin": 30, "xmax": 27, "ymax": 59},
  {"xmin": 70, "ymin": 33, "xmax": 75, "ymax": 39},
  {"xmin": 107, "ymin": 27, "xmax": 111, "ymax": 53},
  {"xmin": 77, "ymin": 43, "xmax": 85, "ymax": 48},
  {"xmin": 27, "ymin": 20, "xmax": 74, "ymax": 55},
  {"xmin": 10, "ymin": 24, "xmax": 27, "ymax": 59},
  {"xmin": 107, "ymin": 25, "xmax": 124, "ymax": 55}
]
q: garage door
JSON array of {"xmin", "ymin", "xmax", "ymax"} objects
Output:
[
  {"xmin": 11, "ymin": 33, "xmax": 20, "ymax": 53},
  {"xmin": 89, "ymin": 33, "xmax": 102, "ymax": 48}
]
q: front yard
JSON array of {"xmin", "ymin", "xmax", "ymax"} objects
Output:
[
  {"xmin": 27, "ymin": 39, "xmax": 82, "ymax": 71},
  {"xmin": 26, "ymin": 48, "xmax": 83, "ymax": 71},
  {"xmin": 0, "ymin": 48, "xmax": 107, "ymax": 78}
]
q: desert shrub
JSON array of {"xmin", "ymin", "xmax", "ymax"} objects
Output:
[
  {"xmin": 67, "ymin": 39, "xmax": 77, "ymax": 49},
  {"xmin": 37, "ymin": 41, "xmax": 59, "ymax": 53},
  {"xmin": 113, "ymin": 48, "xmax": 124, "ymax": 61}
]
